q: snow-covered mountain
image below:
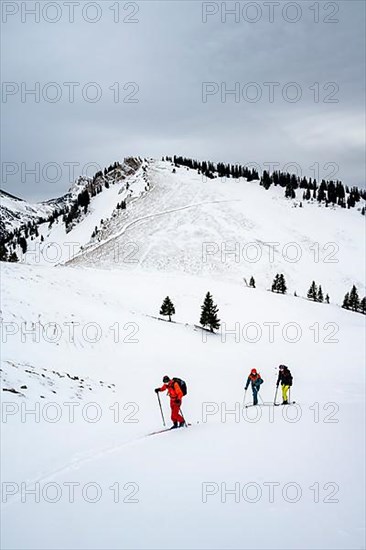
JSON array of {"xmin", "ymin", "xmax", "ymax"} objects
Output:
[
  {"xmin": 1, "ymin": 157, "xmax": 365, "ymax": 550},
  {"xmin": 1, "ymin": 158, "xmax": 365, "ymax": 303},
  {"xmin": 1, "ymin": 157, "xmax": 144, "ymax": 237},
  {"xmin": 0, "ymin": 189, "xmax": 55, "ymax": 239},
  {"xmin": 70, "ymin": 160, "xmax": 365, "ymax": 303},
  {"xmin": 0, "ymin": 157, "xmax": 144, "ymax": 262}
]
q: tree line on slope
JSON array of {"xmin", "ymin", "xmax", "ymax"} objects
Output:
[
  {"xmin": 159, "ymin": 280, "xmax": 365, "ymax": 333},
  {"xmin": 165, "ymin": 155, "xmax": 365, "ymax": 213}
]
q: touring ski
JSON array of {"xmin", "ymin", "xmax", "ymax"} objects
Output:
[
  {"xmin": 147, "ymin": 424, "xmax": 191, "ymax": 436},
  {"xmin": 147, "ymin": 428, "xmax": 173, "ymax": 436}
]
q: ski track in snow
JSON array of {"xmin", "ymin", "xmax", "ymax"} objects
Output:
[
  {"xmin": 2, "ymin": 423, "xmax": 195, "ymax": 508},
  {"xmin": 68, "ymin": 198, "xmax": 242, "ymax": 264}
]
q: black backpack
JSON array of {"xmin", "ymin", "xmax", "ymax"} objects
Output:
[
  {"xmin": 282, "ymin": 368, "xmax": 293, "ymax": 386},
  {"xmin": 172, "ymin": 377, "xmax": 187, "ymax": 396}
]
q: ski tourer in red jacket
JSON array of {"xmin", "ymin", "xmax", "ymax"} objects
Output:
[
  {"xmin": 244, "ymin": 368, "xmax": 264, "ymax": 405},
  {"xmin": 155, "ymin": 375, "xmax": 184, "ymax": 428}
]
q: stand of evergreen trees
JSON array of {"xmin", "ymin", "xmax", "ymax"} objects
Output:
[
  {"xmin": 166, "ymin": 155, "xmax": 259, "ymax": 181},
  {"xmin": 167, "ymin": 155, "xmax": 365, "ymax": 212},
  {"xmin": 0, "ymin": 216, "xmax": 47, "ymax": 261},
  {"xmin": 155, "ymin": 277, "xmax": 365, "ymax": 319},
  {"xmin": 158, "ymin": 292, "xmax": 221, "ymax": 332},
  {"xmin": 342, "ymin": 285, "xmax": 365, "ymax": 314},
  {"xmin": 271, "ymin": 274, "xmax": 287, "ymax": 294},
  {"xmin": 307, "ymin": 281, "xmax": 329, "ymax": 303}
]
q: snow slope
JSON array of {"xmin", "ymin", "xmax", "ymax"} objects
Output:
[
  {"xmin": 1, "ymin": 159, "xmax": 365, "ymax": 549},
  {"xmin": 69, "ymin": 160, "xmax": 366, "ymax": 304},
  {"xmin": 24, "ymin": 166, "xmax": 147, "ymax": 266},
  {"xmin": 1, "ymin": 261, "xmax": 365, "ymax": 550}
]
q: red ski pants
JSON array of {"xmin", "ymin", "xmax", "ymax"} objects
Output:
[{"xmin": 170, "ymin": 399, "xmax": 184, "ymax": 423}]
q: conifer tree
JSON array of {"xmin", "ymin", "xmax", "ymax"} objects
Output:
[
  {"xmin": 278, "ymin": 274, "xmax": 287, "ymax": 294},
  {"xmin": 348, "ymin": 285, "xmax": 360, "ymax": 312},
  {"xmin": 19, "ymin": 237, "xmax": 27, "ymax": 254},
  {"xmin": 249, "ymin": 276, "xmax": 256, "ymax": 288},
  {"xmin": 342, "ymin": 292, "xmax": 350, "ymax": 310},
  {"xmin": 325, "ymin": 294, "xmax": 330, "ymax": 304},
  {"xmin": 307, "ymin": 281, "xmax": 318, "ymax": 301},
  {"xmin": 160, "ymin": 296, "xmax": 175, "ymax": 322},
  {"xmin": 271, "ymin": 274, "xmax": 280, "ymax": 293},
  {"xmin": 317, "ymin": 285, "xmax": 324, "ymax": 303},
  {"xmin": 359, "ymin": 297, "xmax": 366, "ymax": 315},
  {"xmin": 200, "ymin": 292, "xmax": 220, "ymax": 332},
  {"xmin": 8, "ymin": 251, "xmax": 19, "ymax": 263},
  {"xmin": 317, "ymin": 180, "xmax": 327, "ymax": 202},
  {"xmin": 0, "ymin": 243, "xmax": 8, "ymax": 262},
  {"xmin": 77, "ymin": 189, "xmax": 90, "ymax": 209}
]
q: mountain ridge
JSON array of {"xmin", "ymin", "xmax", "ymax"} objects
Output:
[{"xmin": 1, "ymin": 157, "xmax": 365, "ymax": 308}]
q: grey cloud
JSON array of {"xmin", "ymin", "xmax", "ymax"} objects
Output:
[{"xmin": 1, "ymin": 0, "xmax": 365, "ymax": 200}]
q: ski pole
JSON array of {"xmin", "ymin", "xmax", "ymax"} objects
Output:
[
  {"xmin": 179, "ymin": 407, "xmax": 187, "ymax": 427},
  {"xmin": 289, "ymin": 387, "xmax": 291, "ymax": 403},
  {"xmin": 156, "ymin": 392, "xmax": 166, "ymax": 427},
  {"xmin": 243, "ymin": 389, "xmax": 247, "ymax": 408},
  {"xmin": 273, "ymin": 385, "xmax": 279, "ymax": 405}
]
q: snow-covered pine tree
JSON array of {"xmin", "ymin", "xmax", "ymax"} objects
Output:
[
  {"xmin": 348, "ymin": 285, "xmax": 360, "ymax": 312},
  {"xmin": 18, "ymin": 237, "xmax": 27, "ymax": 254},
  {"xmin": 160, "ymin": 296, "xmax": 175, "ymax": 322},
  {"xmin": 271, "ymin": 274, "xmax": 280, "ymax": 293},
  {"xmin": 317, "ymin": 285, "xmax": 324, "ymax": 303},
  {"xmin": 342, "ymin": 292, "xmax": 350, "ymax": 310},
  {"xmin": 307, "ymin": 281, "xmax": 318, "ymax": 301},
  {"xmin": 359, "ymin": 297, "xmax": 366, "ymax": 315},
  {"xmin": 0, "ymin": 243, "xmax": 8, "ymax": 261},
  {"xmin": 278, "ymin": 274, "xmax": 287, "ymax": 294},
  {"xmin": 200, "ymin": 292, "xmax": 220, "ymax": 332},
  {"xmin": 8, "ymin": 251, "xmax": 19, "ymax": 262}
]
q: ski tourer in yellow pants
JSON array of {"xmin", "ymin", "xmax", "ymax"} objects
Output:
[
  {"xmin": 282, "ymin": 385, "xmax": 290, "ymax": 402},
  {"xmin": 276, "ymin": 365, "xmax": 293, "ymax": 404}
]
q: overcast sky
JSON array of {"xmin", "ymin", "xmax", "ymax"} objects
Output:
[{"xmin": 1, "ymin": 0, "xmax": 365, "ymax": 201}]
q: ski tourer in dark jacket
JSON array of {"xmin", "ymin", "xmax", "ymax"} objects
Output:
[{"xmin": 276, "ymin": 365, "xmax": 293, "ymax": 404}]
